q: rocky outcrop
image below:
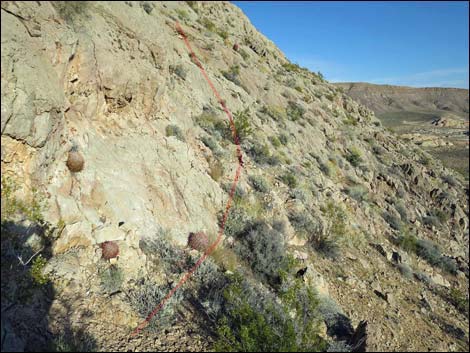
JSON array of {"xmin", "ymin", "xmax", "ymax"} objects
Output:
[{"xmin": 1, "ymin": 2, "xmax": 468, "ymax": 352}]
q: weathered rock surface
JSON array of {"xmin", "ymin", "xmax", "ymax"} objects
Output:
[{"xmin": 1, "ymin": 1, "xmax": 468, "ymax": 352}]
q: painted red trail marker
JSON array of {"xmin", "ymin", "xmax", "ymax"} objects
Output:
[{"xmin": 131, "ymin": 21, "xmax": 244, "ymax": 337}]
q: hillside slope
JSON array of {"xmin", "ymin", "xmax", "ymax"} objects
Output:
[
  {"xmin": 335, "ymin": 82, "xmax": 469, "ymax": 179},
  {"xmin": 1, "ymin": 2, "xmax": 469, "ymax": 352}
]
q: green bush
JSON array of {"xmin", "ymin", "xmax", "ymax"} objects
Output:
[
  {"xmin": 213, "ymin": 273, "xmax": 326, "ymax": 352},
  {"xmin": 165, "ymin": 124, "xmax": 185, "ymax": 142},
  {"xmin": 232, "ymin": 108, "xmax": 252, "ymax": 140},
  {"xmin": 280, "ymin": 172, "xmax": 298, "ymax": 188},
  {"xmin": 448, "ymin": 288, "xmax": 469, "ymax": 315}
]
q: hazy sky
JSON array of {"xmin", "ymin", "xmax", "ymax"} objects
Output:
[{"xmin": 234, "ymin": 1, "xmax": 469, "ymax": 88}]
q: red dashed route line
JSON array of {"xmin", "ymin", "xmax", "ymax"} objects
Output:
[{"xmin": 131, "ymin": 21, "xmax": 244, "ymax": 337}]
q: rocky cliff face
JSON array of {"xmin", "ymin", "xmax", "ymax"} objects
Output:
[{"xmin": 1, "ymin": 2, "xmax": 469, "ymax": 352}]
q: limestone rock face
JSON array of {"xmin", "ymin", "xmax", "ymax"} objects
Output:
[{"xmin": 1, "ymin": 1, "xmax": 468, "ymax": 352}]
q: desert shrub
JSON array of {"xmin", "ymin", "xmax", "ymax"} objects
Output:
[
  {"xmin": 383, "ymin": 211, "xmax": 402, "ymax": 231},
  {"xmin": 1, "ymin": 177, "xmax": 44, "ymax": 223},
  {"xmin": 169, "ymin": 64, "xmax": 187, "ymax": 80},
  {"xmin": 221, "ymin": 203, "xmax": 253, "ymax": 238},
  {"xmin": 278, "ymin": 133, "xmax": 289, "ymax": 145},
  {"xmin": 209, "ymin": 159, "xmax": 224, "ymax": 181},
  {"xmin": 100, "ymin": 265, "xmax": 124, "ymax": 294},
  {"xmin": 318, "ymin": 160, "xmax": 332, "ymax": 177},
  {"xmin": 195, "ymin": 109, "xmax": 227, "ymax": 138},
  {"xmin": 414, "ymin": 271, "xmax": 434, "ymax": 286},
  {"xmin": 345, "ymin": 147, "xmax": 362, "ymax": 167},
  {"xmin": 289, "ymin": 211, "xmax": 318, "ymax": 238},
  {"xmin": 447, "ymin": 288, "xmax": 469, "ymax": 315},
  {"xmin": 232, "ymin": 108, "xmax": 252, "ymax": 140},
  {"xmin": 397, "ymin": 232, "xmax": 417, "ymax": 253},
  {"xmin": 372, "ymin": 145, "xmax": 386, "ymax": 155},
  {"xmin": 394, "ymin": 200, "xmax": 408, "ymax": 221},
  {"xmin": 269, "ymin": 135, "xmax": 281, "ymax": 148},
  {"xmin": 343, "ymin": 115, "xmax": 358, "ymax": 126},
  {"xmin": 261, "ymin": 105, "xmax": 287, "ymax": 122},
  {"xmin": 165, "ymin": 124, "xmax": 185, "ymax": 142},
  {"xmin": 398, "ymin": 235, "xmax": 458, "ymax": 274},
  {"xmin": 217, "ymin": 29, "xmax": 228, "ymax": 40},
  {"xmin": 201, "ymin": 17, "xmax": 216, "ymax": 32},
  {"xmin": 139, "ymin": 231, "xmax": 189, "ymax": 274},
  {"xmin": 249, "ymin": 175, "xmax": 270, "ymax": 193},
  {"xmin": 286, "ymin": 101, "xmax": 305, "ymax": 121},
  {"xmin": 222, "ymin": 65, "xmax": 241, "ymax": 86},
  {"xmin": 201, "ymin": 135, "xmax": 223, "ymax": 156},
  {"xmin": 422, "ymin": 215, "xmax": 440, "ymax": 228},
  {"xmin": 248, "ymin": 142, "xmax": 280, "ymax": 166},
  {"xmin": 175, "ymin": 8, "xmax": 189, "ymax": 20},
  {"xmin": 415, "ymin": 239, "xmax": 442, "ymax": 266},
  {"xmin": 52, "ymin": 1, "xmax": 90, "ymax": 24},
  {"xmin": 239, "ymin": 48, "xmax": 249, "ymax": 61},
  {"xmin": 442, "ymin": 174, "xmax": 457, "ymax": 187},
  {"xmin": 345, "ymin": 185, "xmax": 368, "ymax": 202},
  {"xmin": 314, "ymin": 203, "xmax": 346, "ymax": 258},
  {"xmin": 396, "ymin": 263, "xmax": 413, "ymax": 279},
  {"xmin": 30, "ymin": 255, "xmax": 49, "ymax": 286},
  {"xmin": 235, "ymin": 221, "xmax": 287, "ymax": 286},
  {"xmin": 280, "ymin": 172, "xmax": 298, "ymax": 188},
  {"xmin": 290, "ymin": 188, "xmax": 309, "ymax": 202},
  {"xmin": 327, "ymin": 341, "xmax": 352, "ymax": 352},
  {"xmin": 213, "ymin": 273, "xmax": 326, "ymax": 352},
  {"xmin": 127, "ymin": 281, "xmax": 184, "ymax": 332}
]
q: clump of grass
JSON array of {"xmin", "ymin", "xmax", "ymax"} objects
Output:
[
  {"xmin": 1, "ymin": 177, "xmax": 45, "ymax": 223},
  {"xmin": 175, "ymin": 8, "xmax": 189, "ymax": 20},
  {"xmin": 279, "ymin": 133, "xmax": 289, "ymax": 146},
  {"xmin": 165, "ymin": 124, "xmax": 185, "ymax": 142}
]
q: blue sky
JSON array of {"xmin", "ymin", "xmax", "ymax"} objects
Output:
[{"xmin": 234, "ymin": 1, "xmax": 469, "ymax": 88}]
